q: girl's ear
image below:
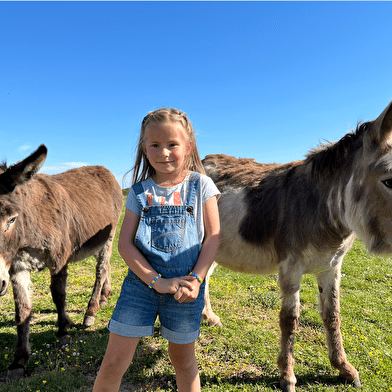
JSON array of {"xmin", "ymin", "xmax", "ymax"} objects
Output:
[{"xmin": 186, "ymin": 141, "xmax": 193, "ymax": 156}]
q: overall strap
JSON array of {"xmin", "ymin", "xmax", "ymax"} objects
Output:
[
  {"xmin": 186, "ymin": 173, "xmax": 200, "ymax": 208},
  {"xmin": 132, "ymin": 182, "xmax": 148, "ymax": 209}
]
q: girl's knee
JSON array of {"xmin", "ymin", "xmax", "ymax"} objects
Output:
[
  {"xmin": 94, "ymin": 361, "xmax": 124, "ymax": 392},
  {"xmin": 98, "ymin": 357, "xmax": 126, "ymax": 382},
  {"xmin": 168, "ymin": 342, "xmax": 197, "ymax": 370},
  {"xmin": 96, "ymin": 334, "xmax": 139, "ymax": 386}
]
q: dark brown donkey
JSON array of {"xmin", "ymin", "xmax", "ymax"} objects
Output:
[
  {"xmin": 202, "ymin": 101, "xmax": 392, "ymax": 391},
  {"xmin": 0, "ymin": 145, "xmax": 123, "ymax": 380}
]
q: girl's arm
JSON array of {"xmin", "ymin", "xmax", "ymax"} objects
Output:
[
  {"xmin": 118, "ymin": 208, "xmax": 193, "ymax": 294},
  {"xmin": 174, "ymin": 195, "xmax": 220, "ymax": 303}
]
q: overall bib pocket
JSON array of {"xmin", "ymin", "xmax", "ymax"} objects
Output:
[{"xmin": 151, "ymin": 215, "xmax": 185, "ymax": 253}]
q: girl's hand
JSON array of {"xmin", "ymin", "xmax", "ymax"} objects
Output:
[
  {"xmin": 153, "ymin": 276, "xmax": 193, "ymax": 295},
  {"xmin": 173, "ymin": 276, "xmax": 201, "ymax": 303}
]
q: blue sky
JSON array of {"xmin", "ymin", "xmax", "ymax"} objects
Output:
[{"xmin": 1, "ymin": 1, "xmax": 391, "ymax": 188}]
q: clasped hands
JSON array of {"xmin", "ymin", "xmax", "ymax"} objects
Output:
[{"xmin": 152, "ymin": 275, "xmax": 201, "ymax": 303}]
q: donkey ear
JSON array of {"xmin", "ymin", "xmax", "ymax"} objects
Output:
[
  {"xmin": 0, "ymin": 145, "xmax": 47, "ymax": 193},
  {"xmin": 366, "ymin": 101, "xmax": 392, "ymax": 151}
]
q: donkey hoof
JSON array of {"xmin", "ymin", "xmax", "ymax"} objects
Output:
[
  {"xmin": 280, "ymin": 383, "xmax": 295, "ymax": 392},
  {"xmin": 99, "ymin": 300, "xmax": 108, "ymax": 307},
  {"xmin": 210, "ymin": 318, "xmax": 223, "ymax": 327},
  {"xmin": 57, "ymin": 334, "xmax": 71, "ymax": 346},
  {"xmin": 203, "ymin": 313, "xmax": 223, "ymax": 327},
  {"xmin": 83, "ymin": 315, "xmax": 96, "ymax": 327},
  {"xmin": 279, "ymin": 377, "xmax": 296, "ymax": 392},
  {"xmin": 352, "ymin": 378, "xmax": 361, "ymax": 388},
  {"xmin": 6, "ymin": 367, "xmax": 25, "ymax": 381}
]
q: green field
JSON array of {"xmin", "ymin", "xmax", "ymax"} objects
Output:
[{"xmin": 1, "ymin": 204, "xmax": 392, "ymax": 391}]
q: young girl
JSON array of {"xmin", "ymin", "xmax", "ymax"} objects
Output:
[{"xmin": 93, "ymin": 108, "xmax": 220, "ymax": 392}]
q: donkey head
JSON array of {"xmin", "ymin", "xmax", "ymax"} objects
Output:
[
  {"xmin": 344, "ymin": 102, "xmax": 392, "ymax": 253},
  {"xmin": 0, "ymin": 145, "xmax": 47, "ymax": 296}
]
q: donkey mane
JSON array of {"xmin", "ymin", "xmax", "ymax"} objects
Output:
[
  {"xmin": 0, "ymin": 160, "xmax": 7, "ymax": 172},
  {"xmin": 204, "ymin": 155, "xmax": 303, "ymax": 189},
  {"xmin": 306, "ymin": 121, "xmax": 369, "ymax": 179},
  {"xmin": 205, "ymin": 122, "xmax": 370, "ymax": 190}
]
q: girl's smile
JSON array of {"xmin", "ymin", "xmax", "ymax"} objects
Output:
[{"xmin": 144, "ymin": 121, "xmax": 192, "ymax": 186}]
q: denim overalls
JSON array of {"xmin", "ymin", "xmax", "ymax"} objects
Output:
[{"xmin": 109, "ymin": 174, "xmax": 205, "ymax": 344}]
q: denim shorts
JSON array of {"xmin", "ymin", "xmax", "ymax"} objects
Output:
[{"xmin": 108, "ymin": 272, "xmax": 205, "ymax": 344}]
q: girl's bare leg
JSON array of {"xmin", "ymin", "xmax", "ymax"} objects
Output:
[
  {"xmin": 168, "ymin": 341, "xmax": 200, "ymax": 392},
  {"xmin": 93, "ymin": 333, "xmax": 140, "ymax": 392}
]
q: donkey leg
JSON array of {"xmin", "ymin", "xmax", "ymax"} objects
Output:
[
  {"xmin": 202, "ymin": 262, "xmax": 222, "ymax": 326},
  {"xmin": 99, "ymin": 239, "xmax": 112, "ymax": 307},
  {"xmin": 100, "ymin": 260, "xmax": 112, "ymax": 307},
  {"xmin": 50, "ymin": 265, "xmax": 72, "ymax": 344},
  {"xmin": 277, "ymin": 262, "xmax": 302, "ymax": 392},
  {"xmin": 83, "ymin": 237, "xmax": 113, "ymax": 327},
  {"xmin": 7, "ymin": 269, "xmax": 33, "ymax": 380},
  {"xmin": 317, "ymin": 266, "xmax": 360, "ymax": 388}
]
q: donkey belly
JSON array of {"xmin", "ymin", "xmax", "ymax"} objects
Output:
[
  {"xmin": 216, "ymin": 186, "xmax": 278, "ymax": 275},
  {"xmin": 216, "ymin": 238, "xmax": 279, "ymax": 275},
  {"xmin": 70, "ymin": 224, "xmax": 113, "ymax": 264}
]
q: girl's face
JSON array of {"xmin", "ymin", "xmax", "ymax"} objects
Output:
[{"xmin": 144, "ymin": 121, "xmax": 192, "ymax": 184}]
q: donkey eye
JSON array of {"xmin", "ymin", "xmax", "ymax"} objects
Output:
[
  {"xmin": 382, "ymin": 179, "xmax": 392, "ymax": 189},
  {"xmin": 5, "ymin": 216, "xmax": 16, "ymax": 231}
]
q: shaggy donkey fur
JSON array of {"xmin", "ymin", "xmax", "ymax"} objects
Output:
[{"xmin": 202, "ymin": 101, "xmax": 392, "ymax": 391}]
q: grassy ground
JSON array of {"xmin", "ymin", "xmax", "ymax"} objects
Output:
[{"xmin": 1, "ymin": 204, "xmax": 392, "ymax": 391}]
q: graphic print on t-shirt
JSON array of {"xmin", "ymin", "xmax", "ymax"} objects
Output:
[
  {"xmin": 146, "ymin": 192, "xmax": 181, "ymax": 206},
  {"xmin": 173, "ymin": 192, "xmax": 181, "ymax": 206}
]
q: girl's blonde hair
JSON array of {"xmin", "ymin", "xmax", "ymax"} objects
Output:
[{"xmin": 132, "ymin": 108, "xmax": 205, "ymax": 184}]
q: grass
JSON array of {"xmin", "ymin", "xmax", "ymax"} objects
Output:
[{"xmin": 1, "ymin": 203, "xmax": 392, "ymax": 391}]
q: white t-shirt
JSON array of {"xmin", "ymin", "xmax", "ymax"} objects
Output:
[{"xmin": 126, "ymin": 173, "xmax": 220, "ymax": 243}]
